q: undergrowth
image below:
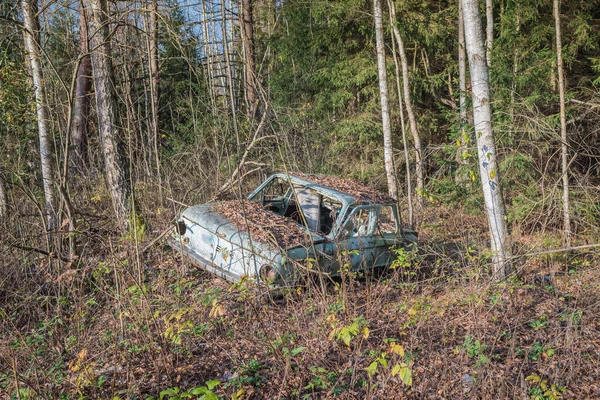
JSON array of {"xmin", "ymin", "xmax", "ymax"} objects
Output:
[{"xmin": 1, "ymin": 185, "xmax": 600, "ymax": 399}]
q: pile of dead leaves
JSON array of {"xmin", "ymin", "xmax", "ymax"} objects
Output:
[
  {"xmin": 212, "ymin": 200, "xmax": 309, "ymax": 248},
  {"xmin": 293, "ymin": 172, "xmax": 396, "ymax": 204}
]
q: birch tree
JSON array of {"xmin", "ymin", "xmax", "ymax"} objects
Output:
[
  {"xmin": 88, "ymin": 0, "xmax": 132, "ymax": 229},
  {"xmin": 486, "ymin": 0, "xmax": 493, "ymax": 67},
  {"xmin": 373, "ymin": 0, "xmax": 398, "ymax": 199},
  {"xmin": 554, "ymin": 0, "xmax": 571, "ymax": 247},
  {"xmin": 22, "ymin": 0, "xmax": 56, "ymax": 230},
  {"xmin": 462, "ymin": 0, "xmax": 511, "ymax": 280}
]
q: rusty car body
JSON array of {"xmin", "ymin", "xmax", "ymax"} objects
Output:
[{"xmin": 169, "ymin": 173, "xmax": 417, "ymax": 286}]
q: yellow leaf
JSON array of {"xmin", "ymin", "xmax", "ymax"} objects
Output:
[
  {"xmin": 390, "ymin": 343, "xmax": 404, "ymax": 357},
  {"xmin": 391, "ymin": 364, "xmax": 401, "ymax": 377},
  {"xmin": 408, "ymin": 308, "xmax": 416, "ymax": 316},
  {"xmin": 362, "ymin": 327, "xmax": 370, "ymax": 340},
  {"xmin": 78, "ymin": 348, "xmax": 88, "ymax": 360},
  {"xmin": 489, "ymin": 169, "xmax": 496, "ymax": 180},
  {"xmin": 456, "ymin": 139, "xmax": 461, "ymax": 147}
]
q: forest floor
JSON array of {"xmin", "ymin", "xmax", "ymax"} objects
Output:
[{"xmin": 2, "ymin": 202, "xmax": 600, "ymax": 399}]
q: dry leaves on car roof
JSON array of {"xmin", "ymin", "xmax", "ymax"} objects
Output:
[
  {"xmin": 212, "ymin": 200, "xmax": 310, "ymax": 248},
  {"xmin": 292, "ymin": 172, "xmax": 396, "ymax": 204}
]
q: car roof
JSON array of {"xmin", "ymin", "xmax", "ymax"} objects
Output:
[{"xmin": 270, "ymin": 172, "xmax": 397, "ymax": 206}]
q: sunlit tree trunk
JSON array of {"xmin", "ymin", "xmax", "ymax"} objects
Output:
[
  {"xmin": 22, "ymin": 0, "xmax": 56, "ymax": 230},
  {"xmin": 458, "ymin": 0, "xmax": 468, "ymax": 146},
  {"xmin": 146, "ymin": 0, "xmax": 163, "ymax": 202},
  {"xmin": 388, "ymin": 0, "xmax": 423, "ymax": 206},
  {"xmin": 241, "ymin": 0, "xmax": 258, "ymax": 118},
  {"xmin": 71, "ymin": 6, "xmax": 92, "ymax": 172},
  {"xmin": 462, "ymin": 0, "xmax": 511, "ymax": 280},
  {"xmin": 387, "ymin": 0, "xmax": 413, "ymax": 226},
  {"xmin": 486, "ymin": 0, "xmax": 493, "ymax": 67},
  {"xmin": 373, "ymin": 0, "xmax": 398, "ymax": 199},
  {"xmin": 554, "ymin": 0, "xmax": 571, "ymax": 247},
  {"xmin": 88, "ymin": 0, "xmax": 132, "ymax": 229}
]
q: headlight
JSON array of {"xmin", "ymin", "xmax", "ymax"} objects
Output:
[{"xmin": 259, "ymin": 264, "xmax": 276, "ymax": 281}]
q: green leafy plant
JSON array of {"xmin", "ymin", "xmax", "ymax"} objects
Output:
[
  {"xmin": 526, "ymin": 375, "xmax": 566, "ymax": 400},
  {"xmin": 150, "ymin": 380, "xmax": 221, "ymax": 400},
  {"xmin": 460, "ymin": 335, "xmax": 489, "ymax": 367},
  {"xmin": 328, "ymin": 315, "xmax": 369, "ymax": 347},
  {"xmin": 529, "ymin": 342, "xmax": 555, "ymax": 361}
]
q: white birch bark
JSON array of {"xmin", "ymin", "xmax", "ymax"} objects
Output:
[
  {"xmin": 462, "ymin": 0, "xmax": 511, "ymax": 280},
  {"xmin": 22, "ymin": 0, "xmax": 56, "ymax": 230},
  {"xmin": 373, "ymin": 0, "xmax": 398, "ymax": 199},
  {"xmin": 486, "ymin": 0, "xmax": 493, "ymax": 67},
  {"xmin": 554, "ymin": 0, "xmax": 571, "ymax": 247}
]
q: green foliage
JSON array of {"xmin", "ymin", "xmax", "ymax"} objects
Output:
[
  {"xmin": 526, "ymin": 375, "xmax": 566, "ymax": 400},
  {"xmin": 329, "ymin": 315, "xmax": 369, "ymax": 347},
  {"xmin": 460, "ymin": 335, "xmax": 489, "ymax": 367},
  {"xmin": 151, "ymin": 380, "xmax": 221, "ymax": 400}
]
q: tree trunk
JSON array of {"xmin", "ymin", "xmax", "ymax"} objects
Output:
[
  {"xmin": 388, "ymin": 0, "xmax": 423, "ymax": 205},
  {"xmin": 146, "ymin": 0, "xmax": 163, "ymax": 202},
  {"xmin": 373, "ymin": 0, "xmax": 398, "ymax": 199},
  {"xmin": 22, "ymin": 0, "xmax": 56, "ymax": 230},
  {"xmin": 486, "ymin": 0, "xmax": 493, "ymax": 67},
  {"xmin": 456, "ymin": 0, "xmax": 470, "ymax": 167},
  {"xmin": 220, "ymin": 0, "xmax": 240, "ymax": 147},
  {"xmin": 554, "ymin": 0, "xmax": 571, "ymax": 247},
  {"xmin": 0, "ymin": 171, "xmax": 8, "ymax": 220},
  {"xmin": 387, "ymin": 0, "xmax": 413, "ymax": 226},
  {"xmin": 241, "ymin": 0, "xmax": 258, "ymax": 119},
  {"xmin": 71, "ymin": 6, "xmax": 92, "ymax": 172},
  {"xmin": 88, "ymin": 0, "xmax": 132, "ymax": 229},
  {"xmin": 462, "ymin": 0, "xmax": 511, "ymax": 280}
]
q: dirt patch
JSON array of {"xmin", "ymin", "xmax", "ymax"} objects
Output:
[
  {"xmin": 212, "ymin": 199, "xmax": 309, "ymax": 248},
  {"xmin": 293, "ymin": 172, "xmax": 396, "ymax": 204}
]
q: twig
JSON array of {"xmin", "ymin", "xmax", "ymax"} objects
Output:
[{"xmin": 510, "ymin": 242, "xmax": 600, "ymax": 260}]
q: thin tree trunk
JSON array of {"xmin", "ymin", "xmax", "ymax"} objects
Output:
[
  {"xmin": 146, "ymin": 0, "xmax": 163, "ymax": 202},
  {"xmin": 486, "ymin": 0, "xmax": 493, "ymax": 67},
  {"xmin": 554, "ymin": 0, "xmax": 571, "ymax": 247},
  {"xmin": 388, "ymin": 1, "xmax": 424, "ymax": 205},
  {"xmin": 510, "ymin": 1, "xmax": 520, "ymax": 121},
  {"xmin": 458, "ymin": 0, "xmax": 468, "ymax": 148},
  {"xmin": 241, "ymin": 0, "xmax": 258, "ymax": 118},
  {"xmin": 0, "ymin": 171, "xmax": 8, "ymax": 220},
  {"xmin": 88, "ymin": 0, "xmax": 132, "ymax": 229},
  {"xmin": 373, "ymin": 0, "xmax": 398, "ymax": 199},
  {"xmin": 71, "ymin": 6, "xmax": 92, "ymax": 172},
  {"xmin": 220, "ymin": 0, "xmax": 240, "ymax": 148},
  {"xmin": 22, "ymin": 0, "xmax": 55, "ymax": 230},
  {"xmin": 387, "ymin": 0, "xmax": 412, "ymax": 226},
  {"xmin": 462, "ymin": 0, "xmax": 511, "ymax": 280}
]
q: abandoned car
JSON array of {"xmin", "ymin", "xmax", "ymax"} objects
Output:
[{"xmin": 169, "ymin": 173, "xmax": 417, "ymax": 286}]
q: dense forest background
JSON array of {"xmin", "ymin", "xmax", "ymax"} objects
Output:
[{"xmin": 2, "ymin": 0, "xmax": 600, "ymax": 398}]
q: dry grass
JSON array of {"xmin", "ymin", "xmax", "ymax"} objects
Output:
[{"xmin": 1, "ymin": 188, "xmax": 600, "ymax": 399}]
